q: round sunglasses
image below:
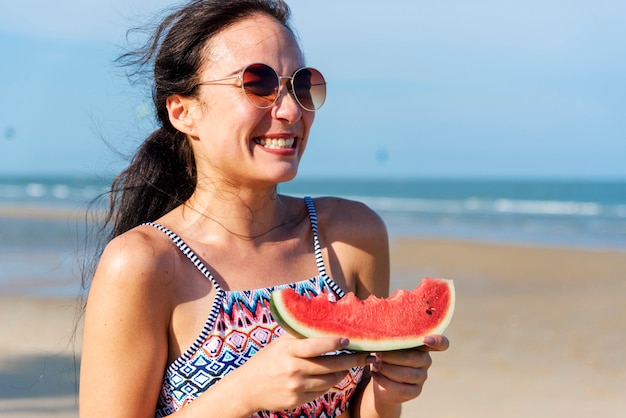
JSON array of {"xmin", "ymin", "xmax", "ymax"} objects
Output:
[{"xmin": 197, "ymin": 63, "xmax": 326, "ymax": 112}]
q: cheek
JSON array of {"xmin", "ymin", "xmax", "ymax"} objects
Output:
[
  {"xmin": 200, "ymin": 99, "xmax": 260, "ymax": 138},
  {"xmin": 301, "ymin": 112, "xmax": 315, "ymax": 138}
]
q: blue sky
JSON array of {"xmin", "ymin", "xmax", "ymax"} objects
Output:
[{"xmin": 1, "ymin": 0, "xmax": 625, "ymax": 179}]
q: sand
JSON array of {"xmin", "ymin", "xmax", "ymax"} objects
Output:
[
  {"xmin": 0, "ymin": 297, "xmax": 80, "ymax": 417},
  {"xmin": 1, "ymin": 237, "xmax": 625, "ymax": 417},
  {"xmin": 392, "ymin": 238, "xmax": 626, "ymax": 418}
]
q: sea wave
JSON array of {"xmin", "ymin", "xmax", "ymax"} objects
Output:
[
  {"xmin": 0, "ymin": 180, "xmax": 107, "ymax": 205},
  {"xmin": 338, "ymin": 195, "xmax": 625, "ymax": 220},
  {"xmin": 2, "ymin": 176, "xmax": 625, "ymax": 248}
]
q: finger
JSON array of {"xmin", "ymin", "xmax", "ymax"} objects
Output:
[
  {"xmin": 419, "ymin": 335, "xmax": 450, "ymax": 352},
  {"xmin": 302, "ymin": 370, "xmax": 352, "ymax": 393},
  {"xmin": 287, "ymin": 336, "xmax": 350, "ymax": 359},
  {"xmin": 375, "ymin": 348, "xmax": 432, "ymax": 368},
  {"xmin": 373, "ymin": 359, "xmax": 429, "ymax": 385},
  {"xmin": 370, "ymin": 370, "xmax": 424, "ymax": 403},
  {"xmin": 309, "ymin": 352, "xmax": 374, "ymax": 374}
]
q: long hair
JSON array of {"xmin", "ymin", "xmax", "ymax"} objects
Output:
[
  {"xmin": 108, "ymin": 0, "xmax": 292, "ymax": 239},
  {"xmin": 81, "ymin": 0, "xmax": 293, "ymax": 292}
]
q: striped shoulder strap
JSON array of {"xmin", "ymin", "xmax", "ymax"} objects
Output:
[
  {"xmin": 143, "ymin": 222, "xmax": 222, "ymax": 291},
  {"xmin": 303, "ymin": 196, "xmax": 328, "ymax": 277}
]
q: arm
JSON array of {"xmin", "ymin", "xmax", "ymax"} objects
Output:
[
  {"xmin": 317, "ymin": 198, "xmax": 449, "ymax": 418},
  {"xmin": 79, "ymin": 230, "xmax": 173, "ymax": 418},
  {"xmin": 351, "ymin": 337, "xmax": 450, "ymax": 418}
]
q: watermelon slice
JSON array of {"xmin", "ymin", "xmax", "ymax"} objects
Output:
[{"xmin": 270, "ymin": 277, "xmax": 455, "ymax": 352}]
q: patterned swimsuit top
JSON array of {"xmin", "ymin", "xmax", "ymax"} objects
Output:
[{"xmin": 149, "ymin": 197, "xmax": 364, "ymax": 417}]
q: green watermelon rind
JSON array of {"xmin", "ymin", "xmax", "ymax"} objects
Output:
[
  {"xmin": 269, "ymin": 278, "xmax": 455, "ymax": 352},
  {"xmin": 269, "ymin": 296, "xmax": 308, "ymax": 339}
]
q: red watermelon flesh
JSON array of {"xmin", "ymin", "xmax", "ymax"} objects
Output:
[{"xmin": 270, "ymin": 277, "xmax": 455, "ymax": 351}]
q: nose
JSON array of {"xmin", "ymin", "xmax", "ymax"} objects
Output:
[{"xmin": 271, "ymin": 79, "xmax": 302, "ymax": 122}]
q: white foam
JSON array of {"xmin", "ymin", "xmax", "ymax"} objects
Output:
[
  {"xmin": 351, "ymin": 195, "xmax": 608, "ymax": 218},
  {"xmin": 52, "ymin": 185, "xmax": 71, "ymax": 199},
  {"xmin": 25, "ymin": 183, "xmax": 46, "ymax": 198}
]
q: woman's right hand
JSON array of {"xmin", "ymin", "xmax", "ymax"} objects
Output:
[{"xmin": 223, "ymin": 334, "xmax": 373, "ymax": 414}]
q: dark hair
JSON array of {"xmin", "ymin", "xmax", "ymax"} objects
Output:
[
  {"xmin": 75, "ymin": 0, "xmax": 294, "ymax": 357},
  {"xmin": 106, "ymin": 0, "xmax": 293, "ymax": 239}
]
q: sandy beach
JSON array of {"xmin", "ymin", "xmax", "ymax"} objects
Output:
[
  {"xmin": 392, "ymin": 238, "xmax": 626, "ymax": 417},
  {"xmin": 1, "ymin": 237, "xmax": 625, "ymax": 417}
]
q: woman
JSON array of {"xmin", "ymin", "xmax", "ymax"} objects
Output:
[{"xmin": 79, "ymin": 0, "xmax": 449, "ymax": 416}]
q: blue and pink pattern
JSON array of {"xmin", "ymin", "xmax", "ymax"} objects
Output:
[{"xmin": 148, "ymin": 197, "xmax": 364, "ymax": 417}]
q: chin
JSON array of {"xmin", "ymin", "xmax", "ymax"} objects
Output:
[{"xmin": 270, "ymin": 167, "xmax": 299, "ymax": 185}]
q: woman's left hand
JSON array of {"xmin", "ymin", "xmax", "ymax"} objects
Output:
[{"xmin": 369, "ymin": 335, "xmax": 450, "ymax": 405}]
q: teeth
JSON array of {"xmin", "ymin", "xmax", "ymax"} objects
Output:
[{"xmin": 255, "ymin": 138, "xmax": 295, "ymax": 149}]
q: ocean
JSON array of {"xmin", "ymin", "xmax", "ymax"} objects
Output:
[{"xmin": 1, "ymin": 175, "xmax": 625, "ymax": 297}]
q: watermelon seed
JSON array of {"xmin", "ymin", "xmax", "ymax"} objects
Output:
[{"xmin": 426, "ymin": 309, "xmax": 433, "ymax": 315}]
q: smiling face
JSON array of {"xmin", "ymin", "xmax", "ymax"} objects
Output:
[{"xmin": 172, "ymin": 13, "xmax": 315, "ymax": 189}]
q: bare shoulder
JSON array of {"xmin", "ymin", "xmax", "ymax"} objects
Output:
[
  {"xmin": 83, "ymin": 224, "xmax": 174, "ymax": 358},
  {"xmin": 311, "ymin": 196, "xmax": 388, "ymax": 242},
  {"xmin": 309, "ymin": 197, "xmax": 390, "ymax": 298},
  {"xmin": 81, "ymin": 225, "xmax": 174, "ymax": 414},
  {"xmin": 89, "ymin": 224, "xmax": 176, "ymax": 309}
]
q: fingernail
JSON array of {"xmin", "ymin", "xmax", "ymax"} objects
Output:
[
  {"xmin": 366, "ymin": 355, "xmax": 376, "ymax": 364},
  {"xmin": 423, "ymin": 336, "xmax": 435, "ymax": 345},
  {"xmin": 340, "ymin": 338, "xmax": 350, "ymax": 347}
]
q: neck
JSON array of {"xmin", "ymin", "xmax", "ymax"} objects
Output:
[{"xmin": 181, "ymin": 179, "xmax": 290, "ymax": 240}]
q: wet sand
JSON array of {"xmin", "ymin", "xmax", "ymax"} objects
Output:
[{"xmin": 1, "ymin": 237, "xmax": 625, "ymax": 417}]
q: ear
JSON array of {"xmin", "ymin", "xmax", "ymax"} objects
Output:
[{"xmin": 166, "ymin": 94, "xmax": 199, "ymax": 137}]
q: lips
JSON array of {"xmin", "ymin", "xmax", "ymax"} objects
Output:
[{"xmin": 254, "ymin": 137, "xmax": 296, "ymax": 150}]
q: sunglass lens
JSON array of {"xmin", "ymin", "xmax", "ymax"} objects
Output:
[
  {"xmin": 241, "ymin": 64, "xmax": 279, "ymax": 108},
  {"xmin": 241, "ymin": 64, "xmax": 326, "ymax": 111},
  {"xmin": 293, "ymin": 68, "xmax": 326, "ymax": 111}
]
